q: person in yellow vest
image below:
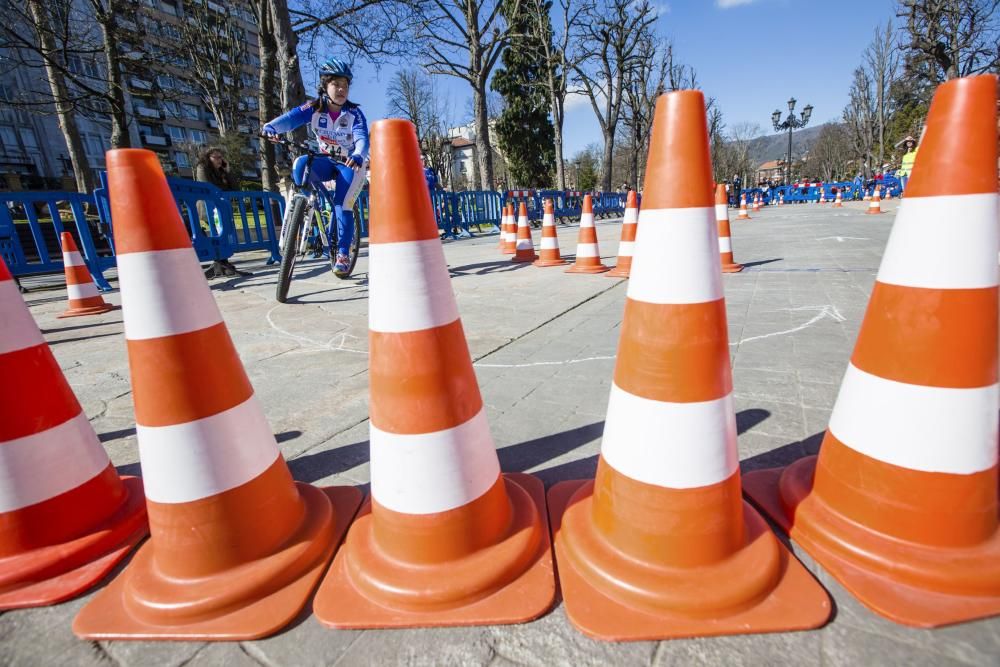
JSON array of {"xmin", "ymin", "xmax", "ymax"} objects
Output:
[{"xmin": 897, "ymin": 135, "xmax": 918, "ymax": 192}]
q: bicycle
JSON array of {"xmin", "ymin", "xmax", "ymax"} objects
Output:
[{"xmin": 268, "ymin": 136, "xmax": 364, "ymax": 303}]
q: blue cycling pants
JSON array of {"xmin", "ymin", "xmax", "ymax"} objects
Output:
[{"xmin": 291, "ymin": 155, "xmax": 363, "ymax": 255}]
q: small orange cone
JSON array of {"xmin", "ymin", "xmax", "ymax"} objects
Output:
[
  {"xmin": 497, "ymin": 205, "xmax": 508, "ymax": 249},
  {"xmin": 738, "ymin": 194, "xmax": 750, "ymax": 219},
  {"xmin": 866, "ymin": 185, "xmax": 883, "ymax": 214},
  {"xmin": 58, "ymin": 233, "xmax": 115, "ymax": 318},
  {"xmin": 511, "ymin": 202, "xmax": 538, "ymax": 263},
  {"xmin": 0, "ymin": 258, "xmax": 146, "ymax": 609},
  {"xmin": 533, "ymin": 199, "xmax": 568, "ymax": 267},
  {"xmin": 778, "ymin": 192, "xmax": 784, "ymax": 206},
  {"xmin": 752, "ymin": 194, "xmax": 760, "ymax": 212},
  {"xmin": 501, "ymin": 204, "xmax": 516, "ymax": 254},
  {"xmin": 744, "ymin": 74, "xmax": 1000, "ymax": 628},
  {"xmin": 313, "ymin": 120, "xmax": 554, "ymax": 629},
  {"xmin": 607, "ymin": 191, "xmax": 638, "ymax": 278},
  {"xmin": 548, "ymin": 90, "xmax": 831, "ymax": 641},
  {"xmin": 566, "ymin": 195, "xmax": 610, "ymax": 274},
  {"xmin": 715, "ymin": 184, "xmax": 743, "ymax": 273},
  {"xmin": 73, "ymin": 149, "xmax": 362, "ymax": 640},
  {"xmin": 885, "ymin": 187, "xmax": 893, "ymax": 200},
  {"xmin": 819, "ymin": 188, "xmax": 827, "ymax": 203},
  {"xmin": 832, "ymin": 190, "xmax": 843, "ymax": 207}
]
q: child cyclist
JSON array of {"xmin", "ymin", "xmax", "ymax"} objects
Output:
[{"xmin": 262, "ymin": 58, "xmax": 369, "ymax": 276}]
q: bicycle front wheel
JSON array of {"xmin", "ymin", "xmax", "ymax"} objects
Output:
[{"xmin": 275, "ymin": 195, "xmax": 307, "ymax": 303}]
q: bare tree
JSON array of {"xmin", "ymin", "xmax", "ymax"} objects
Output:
[
  {"xmin": 843, "ymin": 66, "xmax": 877, "ymax": 177},
  {"xmin": 804, "ymin": 123, "xmax": 853, "ymax": 181},
  {"xmin": 254, "ymin": 0, "xmax": 279, "ymax": 192},
  {"xmin": 386, "ymin": 68, "xmax": 454, "ymax": 188},
  {"xmin": 413, "ymin": 0, "xmax": 518, "ymax": 190},
  {"xmin": 865, "ymin": 22, "xmax": 899, "ymax": 169},
  {"xmin": 620, "ymin": 33, "xmax": 668, "ymax": 190},
  {"xmin": 291, "ymin": 0, "xmax": 413, "ymax": 65},
  {"xmin": 571, "ymin": 0, "xmax": 655, "ymax": 191},
  {"xmin": 896, "ymin": 0, "xmax": 1000, "ymax": 80},
  {"xmin": 728, "ymin": 122, "xmax": 763, "ymax": 185}
]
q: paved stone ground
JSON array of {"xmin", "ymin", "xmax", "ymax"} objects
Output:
[{"xmin": 4, "ymin": 199, "xmax": 999, "ymax": 666}]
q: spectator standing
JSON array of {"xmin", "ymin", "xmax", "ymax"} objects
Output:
[
  {"xmin": 897, "ymin": 136, "xmax": 919, "ymax": 193},
  {"xmin": 195, "ymin": 146, "xmax": 250, "ymax": 278}
]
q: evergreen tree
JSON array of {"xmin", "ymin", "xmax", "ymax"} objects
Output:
[{"xmin": 491, "ymin": 0, "xmax": 556, "ymax": 188}]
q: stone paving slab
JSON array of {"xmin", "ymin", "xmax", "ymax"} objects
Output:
[{"xmin": 3, "ymin": 200, "xmax": 999, "ymax": 666}]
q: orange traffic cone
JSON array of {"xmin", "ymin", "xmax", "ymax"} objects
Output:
[
  {"xmin": 819, "ymin": 188, "xmax": 827, "ymax": 203},
  {"xmin": 58, "ymin": 232, "xmax": 115, "ymax": 318},
  {"xmin": 548, "ymin": 90, "xmax": 830, "ymax": 641},
  {"xmin": 511, "ymin": 201, "xmax": 538, "ymax": 263},
  {"xmin": 566, "ymin": 195, "xmax": 610, "ymax": 274},
  {"xmin": 738, "ymin": 194, "xmax": 750, "ymax": 219},
  {"xmin": 716, "ymin": 184, "xmax": 743, "ymax": 273},
  {"xmin": 533, "ymin": 199, "xmax": 568, "ymax": 267},
  {"xmin": 314, "ymin": 120, "xmax": 553, "ymax": 628},
  {"xmin": 743, "ymin": 75, "xmax": 1000, "ymax": 628},
  {"xmin": 0, "ymin": 259, "xmax": 145, "ymax": 610},
  {"xmin": 867, "ymin": 185, "xmax": 883, "ymax": 214},
  {"xmin": 832, "ymin": 190, "xmax": 843, "ymax": 208},
  {"xmin": 501, "ymin": 204, "xmax": 516, "ymax": 254},
  {"xmin": 607, "ymin": 190, "xmax": 638, "ymax": 278},
  {"xmin": 73, "ymin": 149, "xmax": 362, "ymax": 640},
  {"xmin": 497, "ymin": 205, "xmax": 508, "ymax": 250},
  {"xmin": 751, "ymin": 194, "xmax": 760, "ymax": 212},
  {"xmin": 885, "ymin": 187, "xmax": 893, "ymax": 200}
]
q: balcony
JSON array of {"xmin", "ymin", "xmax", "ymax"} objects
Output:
[
  {"xmin": 130, "ymin": 77, "xmax": 153, "ymax": 91},
  {"xmin": 135, "ymin": 106, "xmax": 162, "ymax": 119},
  {"xmin": 207, "ymin": 118, "xmax": 219, "ymax": 128},
  {"xmin": 141, "ymin": 133, "xmax": 171, "ymax": 147}
]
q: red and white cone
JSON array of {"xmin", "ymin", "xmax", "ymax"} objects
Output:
[
  {"xmin": 738, "ymin": 194, "xmax": 750, "ymax": 220},
  {"xmin": 832, "ymin": 191, "xmax": 843, "ymax": 208},
  {"xmin": 512, "ymin": 202, "xmax": 538, "ymax": 263},
  {"xmin": 566, "ymin": 195, "xmax": 610, "ymax": 274},
  {"xmin": 607, "ymin": 190, "xmax": 638, "ymax": 278},
  {"xmin": 58, "ymin": 232, "xmax": 115, "ymax": 318},
  {"xmin": 716, "ymin": 184, "xmax": 742, "ymax": 272},
  {"xmin": 867, "ymin": 187, "xmax": 884, "ymax": 214},
  {"xmin": 533, "ymin": 199, "xmax": 568, "ymax": 267}
]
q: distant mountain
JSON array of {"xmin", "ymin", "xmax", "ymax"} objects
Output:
[{"xmin": 748, "ymin": 123, "xmax": 829, "ymax": 167}]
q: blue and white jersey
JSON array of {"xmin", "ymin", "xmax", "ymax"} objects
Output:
[{"xmin": 265, "ymin": 100, "xmax": 370, "ymax": 160}]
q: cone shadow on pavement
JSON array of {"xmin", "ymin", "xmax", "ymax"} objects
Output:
[
  {"xmin": 313, "ymin": 119, "xmax": 554, "ymax": 629},
  {"xmin": 742, "ymin": 73, "xmax": 1000, "ymax": 628},
  {"xmin": 72, "ymin": 148, "xmax": 362, "ymax": 641},
  {"xmin": 548, "ymin": 89, "xmax": 831, "ymax": 642}
]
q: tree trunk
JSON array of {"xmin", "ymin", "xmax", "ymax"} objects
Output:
[
  {"xmin": 551, "ymin": 91, "xmax": 565, "ymax": 190},
  {"xmin": 96, "ymin": 6, "xmax": 131, "ymax": 148},
  {"xmin": 269, "ymin": 0, "xmax": 307, "ymax": 141},
  {"xmin": 472, "ymin": 81, "xmax": 494, "ymax": 191},
  {"xmin": 28, "ymin": 0, "xmax": 93, "ymax": 193},
  {"xmin": 256, "ymin": 0, "xmax": 278, "ymax": 193},
  {"xmin": 601, "ymin": 130, "xmax": 614, "ymax": 192}
]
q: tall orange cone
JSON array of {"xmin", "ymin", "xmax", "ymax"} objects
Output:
[
  {"xmin": 511, "ymin": 201, "xmax": 538, "ymax": 263},
  {"xmin": 58, "ymin": 232, "xmax": 115, "ymax": 318},
  {"xmin": 566, "ymin": 195, "xmax": 610, "ymax": 274},
  {"xmin": 548, "ymin": 90, "xmax": 830, "ymax": 641},
  {"xmin": 866, "ymin": 185, "xmax": 883, "ymax": 214},
  {"xmin": 738, "ymin": 194, "xmax": 750, "ymax": 219},
  {"xmin": 501, "ymin": 204, "xmax": 516, "ymax": 254},
  {"xmin": 73, "ymin": 149, "xmax": 362, "ymax": 640},
  {"xmin": 533, "ymin": 199, "xmax": 568, "ymax": 267},
  {"xmin": 0, "ymin": 259, "xmax": 146, "ymax": 609},
  {"xmin": 607, "ymin": 190, "xmax": 638, "ymax": 278},
  {"xmin": 743, "ymin": 74, "xmax": 1000, "ymax": 628},
  {"xmin": 832, "ymin": 190, "xmax": 843, "ymax": 207},
  {"xmin": 715, "ymin": 184, "xmax": 742, "ymax": 273},
  {"xmin": 497, "ymin": 205, "xmax": 509, "ymax": 250},
  {"xmin": 314, "ymin": 120, "xmax": 553, "ymax": 628}
]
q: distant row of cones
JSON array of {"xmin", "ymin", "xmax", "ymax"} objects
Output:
[{"xmin": 2, "ymin": 74, "xmax": 996, "ymax": 645}]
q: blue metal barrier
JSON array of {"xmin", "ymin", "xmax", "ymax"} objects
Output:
[
  {"xmin": 455, "ymin": 191, "xmax": 502, "ymax": 235},
  {"xmin": 223, "ymin": 191, "xmax": 283, "ymax": 265},
  {"xmin": 0, "ymin": 191, "xmax": 114, "ymax": 290}
]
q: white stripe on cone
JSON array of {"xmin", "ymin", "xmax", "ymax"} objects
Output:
[
  {"xmin": 516, "ymin": 239, "xmax": 533, "ymax": 250},
  {"xmin": 580, "ymin": 213, "xmax": 595, "ymax": 228},
  {"xmin": 369, "ymin": 239, "xmax": 459, "ymax": 333},
  {"xmin": 719, "ymin": 237, "xmax": 732, "ymax": 253},
  {"xmin": 541, "ymin": 237, "xmax": 559, "ymax": 250},
  {"xmin": 601, "ymin": 384, "xmax": 738, "ymax": 488},
  {"xmin": 714, "ymin": 204, "xmax": 728, "ymax": 220},
  {"xmin": 876, "ymin": 194, "xmax": 999, "ymax": 289},
  {"xmin": 62, "ymin": 250, "xmax": 86, "ymax": 267},
  {"xmin": 370, "ymin": 407, "xmax": 501, "ymax": 514},
  {"xmin": 0, "ymin": 280, "xmax": 45, "ymax": 355},
  {"xmin": 0, "ymin": 410, "xmax": 110, "ymax": 512},
  {"xmin": 136, "ymin": 394, "xmax": 281, "ymax": 503},
  {"xmin": 67, "ymin": 282, "xmax": 100, "ymax": 300},
  {"xmin": 118, "ymin": 248, "xmax": 223, "ymax": 340},
  {"xmin": 628, "ymin": 208, "xmax": 723, "ymax": 305},
  {"xmin": 624, "ymin": 208, "xmax": 638, "ymax": 224},
  {"xmin": 617, "ymin": 241, "xmax": 635, "ymax": 256},
  {"xmin": 829, "ymin": 364, "xmax": 998, "ymax": 475},
  {"xmin": 575, "ymin": 243, "xmax": 599, "ymax": 258}
]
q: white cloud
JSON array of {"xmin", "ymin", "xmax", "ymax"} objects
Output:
[
  {"xmin": 716, "ymin": 0, "xmax": 755, "ymax": 7},
  {"xmin": 564, "ymin": 90, "xmax": 591, "ymax": 112}
]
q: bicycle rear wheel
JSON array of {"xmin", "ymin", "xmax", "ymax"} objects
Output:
[{"xmin": 275, "ymin": 195, "xmax": 307, "ymax": 303}]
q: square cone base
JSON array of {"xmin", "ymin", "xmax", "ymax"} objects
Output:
[
  {"xmin": 548, "ymin": 480, "xmax": 831, "ymax": 641},
  {"xmin": 743, "ymin": 462, "xmax": 1000, "ymax": 628},
  {"xmin": 58, "ymin": 303, "xmax": 118, "ymax": 319},
  {"xmin": 0, "ymin": 477, "xmax": 147, "ymax": 610},
  {"xmin": 565, "ymin": 264, "xmax": 610, "ymax": 274},
  {"xmin": 72, "ymin": 485, "xmax": 362, "ymax": 641},
  {"xmin": 721, "ymin": 264, "xmax": 744, "ymax": 273},
  {"xmin": 313, "ymin": 472, "xmax": 555, "ymax": 629},
  {"xmin": 533, "ymin": 258, "xmax": 569, "ymax": 267},
  {"xmin": 512, "ymin": 253, "xmax": 538, "ymax": 263}
]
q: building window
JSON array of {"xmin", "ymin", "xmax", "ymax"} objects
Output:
[
  {"xmin": 163, "ymin": 100, "xmax": 181, "ymax": 118},
  {"xmin": 175, "ymin": 151, "xmax": 190, "ymax": 168},
  {"xmin": 18, "ymin": 128, "xmax": 38, "ymax": 151},
  {"xmin": 165, "ymin": 125, "xmax": 186, "ymax": 142},
  {"xmin": 189, "ymin": 128, "xmax": 207, "ymax": 144},
  {"xmin": 182, "ymin": 103, "xmax": 200, "ymax": 120},
  {"xmin": 0, "ymin": 125, "xmax": 18, "ymax": 154},
  {"xmin": 67, "ymin": 55, "xmax": 101, "ymax": 78}
]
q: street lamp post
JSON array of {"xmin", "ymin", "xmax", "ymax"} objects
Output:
[{"xmin": 771, "ymin": 97, "xmax": 813, "ymax": 185}]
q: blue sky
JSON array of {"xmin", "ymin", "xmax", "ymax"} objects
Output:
[{"xmin": 328, "ymin": 0, "xmax": 899, "ymax": 157}]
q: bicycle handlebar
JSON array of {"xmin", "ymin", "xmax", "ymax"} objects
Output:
[{"xmin": 261, "ymin": 133, "xmax": 365, "ymax": 168}]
